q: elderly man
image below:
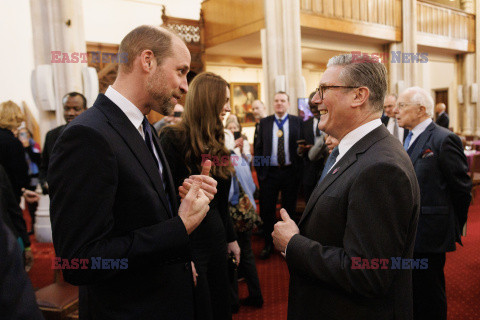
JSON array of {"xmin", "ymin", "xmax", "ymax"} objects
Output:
[
  {"xmin": 395, "ymin": 87, "xmax": 471, "ymax": 320},
  {"xmin": 435, "ymin": 102, "xmax": 450, "ymax": 129},
  {"xmin": 381, "ymin": 93, "xmax": 409, "ymax": 143},
  {"xmin": 272, "ymin": 54, "xmax": 420, "ymax": 319},
  {"xmin": 48, "ymin": 25, "xmax": 214, "ymax": 319}
]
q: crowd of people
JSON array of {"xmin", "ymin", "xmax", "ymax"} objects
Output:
[{"xmin": 0, "ymin": 24, "xmax": 472, "ymax": 320}]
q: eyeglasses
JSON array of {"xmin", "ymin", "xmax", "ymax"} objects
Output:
[
  {"xmin": 315, "ymin": 85, "xmax": 359, "ymax": 101},
  {"xmin": 396, "ymin": 103, "xmax": 420, "ymax": 110}
]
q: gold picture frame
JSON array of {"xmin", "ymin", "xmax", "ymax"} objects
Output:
[{"xmin": 230, "ymin": 82, "xmax": 260, "ymax": 127}]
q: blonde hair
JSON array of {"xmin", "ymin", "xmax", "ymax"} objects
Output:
[{"xmin": 0, "ymin": 100, "xmax": 24, "ymax": 130}]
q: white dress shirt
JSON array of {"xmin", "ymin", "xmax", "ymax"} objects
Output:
[
  {"xmin": 333, "ymin": 119, "xmax": 383, "ymax": 168},
  {"xmin": 386, "ymin": 117, "xmax": 404, "ymax": 143}
]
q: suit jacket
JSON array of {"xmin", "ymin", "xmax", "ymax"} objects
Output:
[
  {"xmin": 253, "ymin": 114, "xmax": 304, "ymax": 181},
  {"xmin": 381, "ymin": 116, "xmax": 409, "ymax": 143},
  {"xmin": 435, "ymin": 112, "xmax": 450, "ymax": 129},
  {"xmin": 408, "ymin": 122, "xmax": 471, "ymax": 253},
  {"xmin": 286, "ymin": 125, "xmax": 420, "ymax": 320},
  {"xmin": 302, "ymin": 117, "xmax": 326, "ymax": 186},
  {"xmin": 39, "ymin": 124, "xmax": 66, "ymax": 186},
  {"xmin": 48, "ymin": 94, "xmax": 194, "ymax": 320},
  {"xmin": 0, "ymin": 128, "xmax": 29, "ymax": 202}
]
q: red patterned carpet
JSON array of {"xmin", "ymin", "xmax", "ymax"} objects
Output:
[{"xmin": 26, "ymin": 201, "xmax": 480, "ymax": 319}]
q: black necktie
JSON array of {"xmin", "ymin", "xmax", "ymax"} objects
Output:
[
  {"xmin": 318, "ymin": 146, "xmax": 339, "ymax": 184},
  {"xmin": 278, "ymin": 133, "xmax": 285, "ymax": 166},
  {"xmin": 315, "ymin": 121, "xmax": 321, "ymax": 137},
  {"xmin": 142, "ymin": 117, "xmax": 159, "ymax": 168}
]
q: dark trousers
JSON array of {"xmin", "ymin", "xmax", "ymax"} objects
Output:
[
  {"xmin": 230, "ymin": 231, "xmax": 263, "ymax": 305},
  {"xmin": 412, "ymin": 252, "xmax": 447, "ymax": 320},
  {"xmin": 259, "ymin": 166, "xmax": 300, "ymax": 246}
]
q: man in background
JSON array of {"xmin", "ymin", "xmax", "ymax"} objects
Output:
[
  {"xmin": 252, "ymin": 100, "xmax": 266, "ymax": 149},
  {"xmin": 381, "ymin": 93, "xmax": 409, "ymax": 143},
  {"xmin": 298, "ymin": 91, "xmax": 327, "ymax": 202},
  {"xmin": 435, "ymin": 103, "xmax": 449, "ymax": 129},
  {"xmin": 39, "ymin": 92, "xmax": 86, "ymax": 193},
  {"xmin": 254, "ymin": 92, "xmax": 303, "ymax": 259},
  {"xmin": 395, "ymin": 87, "xmax": 471, "ymax": 320}
]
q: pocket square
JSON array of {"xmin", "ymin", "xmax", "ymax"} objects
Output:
[{"xmin": 421, "ymin": 148, "xmax": 434, "ymax": 158}]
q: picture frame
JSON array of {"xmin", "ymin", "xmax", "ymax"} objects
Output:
[{"xmin": 230, "ymin": 82, "xmax": 260, "ymax": 127}]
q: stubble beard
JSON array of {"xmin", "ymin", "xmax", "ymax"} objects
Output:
[{"xmin": 146, "ymin": 71, "xmax": 174, "ymax": 115}]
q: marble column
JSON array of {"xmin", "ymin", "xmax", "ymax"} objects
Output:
[
  {"xmin": 262, "ymin": 0, "xmax": 304, "ymax": 115},
  {"xmin": 388, "ymin": 0, "xmax": 417, "ymax": 94},
  {"xmin": 30, "ymin": 0, "xmax": 87, "ymax": 131}
]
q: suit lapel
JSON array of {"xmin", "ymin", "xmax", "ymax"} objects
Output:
[
  {"xmin": 95, "ymin": 95, "xmax": 171, "ymax": 215},
  {"xmin": 408, "ymin": 123, "xmax": 435, "ymax": 166},
  {"xmin": 299, "ymin": 125, "xmax": 389, "ymax": 226}
]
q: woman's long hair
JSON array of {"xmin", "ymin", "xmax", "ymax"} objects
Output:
[{"xmin": 172, "ymin": 72, "xmax": 233, "ymax": 179}]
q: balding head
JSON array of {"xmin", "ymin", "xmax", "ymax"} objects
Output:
[
  {"xmin": 435, "ymin": 103, "xmax": 446, "ymax": 114},
  {"xmin": 118, "ymin": 25, "xmax": 174, "ymax": 74}
]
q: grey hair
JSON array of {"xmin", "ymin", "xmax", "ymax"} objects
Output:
[
  {"xmin": 327, "ymin": 54, "xmax": 387, "ymax": 112},
  {"xmin": 403, "ymin": 86, "xmax": 434, "ymax": 117}
]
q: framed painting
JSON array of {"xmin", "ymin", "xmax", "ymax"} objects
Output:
[{"xmin": 230, "ymin": 82, "xmax": 260, "ymax": 127}]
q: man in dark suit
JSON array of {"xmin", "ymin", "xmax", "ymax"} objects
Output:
[
  {"xmin": 298, "ymin": 91, "xmax": 327, "ymax": 202},
  {"xmin": 272, "ymin": 54, "xmax": 420, "ymax": 320},
  {"xmin": 254, "ymin": 92, "xmax": 303, "ymax": 259},
  {"xmin": 382, "ymin": 93, "xmax": 409, "ymax": 142},
  {"xmin": 39, "ymin": 92, "xmax": 87, "ymax": 192},
  {"xmin": 395, "ymin": 87, "xmax": 471, "ymax": 320},
  {"xmin": 252, "ymin": 99, "xmax": 266, "ymax": 149},
  {"xmin": 48, "ymin": 25, "xmax": 214, "ymax": 319},
  {"xmin": 435, "ymin": 102, "xmax": 450, "ymax": 129}
]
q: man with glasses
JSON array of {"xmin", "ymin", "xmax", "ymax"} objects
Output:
[
  {"xmin": 272, "ymin": 54, "xmax": 420, "ymax": 320},
  {"xmin": 394, "ymin": 87, "xmax": 471, "ymax": 320},
  {"xmin": 381, "ymin": 93, "xmax": 409, "ymax": 143}
]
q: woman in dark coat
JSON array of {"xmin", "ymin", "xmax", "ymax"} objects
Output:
[{"xmin": 160, "ymin": 72, "xmax": 240, "ymax": 320}]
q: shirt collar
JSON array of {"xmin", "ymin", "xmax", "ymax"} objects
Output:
[
  {"xmin": 411, "ymin": 118, "xmax": 432, "ymax": 137},
  {"xmin": 105, "ymin": 86, "xmax": 144, "ymax": 131},
  {"xmin": 337, "ymin": 119, "xmax": 382, "ymax": 160},
  {"xmin": 275, "ymin": 113, "xmax": 288, "ymax": 121}
]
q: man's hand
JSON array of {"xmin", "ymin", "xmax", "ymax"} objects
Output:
[
  {"xmin": 272, "ymin": 209, "xmax": 300, "ymax": 254},
  {"xmin": 22, "ymin": 188, "xmax": 40, "ymax": 204},
  {"xmin": 178, "ymin": 177, "xmax": 210, "ymax": 234},
  {"xmin": 227, "ymin": 241, "xmax": 241, "ymax": 265},
  {"xmin": 179, "ymin": 160, "xmax": 217, "ymax": 201}
]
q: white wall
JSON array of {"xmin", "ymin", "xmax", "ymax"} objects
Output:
[
  {"xmin": 83, "ymin": 0, "xmax": 202, "ymax": 44},
  {"xmin": 0, "ymin": 0, "xmax": 37, "ymax": 119},
  {"xmin": 417, "ymin": 53, "xmax": 458, "ymax": 130}
]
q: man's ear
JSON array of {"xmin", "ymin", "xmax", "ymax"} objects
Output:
[
  {"xmin": 140, "ymin": 49, "xmax": 154, "ymax": 72},
  {"xmin": 351, "ymin": 87, "xmax": 369, "ymax": 108},
  {"xmin": 418, "ymin": 105, "xmax": 427, "ymax": 116}
]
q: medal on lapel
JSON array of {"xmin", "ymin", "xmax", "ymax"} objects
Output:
[{"xmin": 277, "ymin": 130, "xmax": 283, "ymax": 138}]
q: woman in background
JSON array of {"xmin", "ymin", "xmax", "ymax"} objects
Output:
[
  {"xmin": 0, "ymin": 101, "xmax": 29, "ymax": 203},
  {"xmin": 160, "ymin": 72, "xmax": 240, "ymax": 320},
  {"xmin": 225, "ymin": 117, "xmax": 263, "ymax": 312}
]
